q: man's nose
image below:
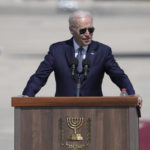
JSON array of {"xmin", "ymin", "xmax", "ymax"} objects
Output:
[{"xmin": 84, "ymin": 29, "xmax": 90, "ymax": 35}]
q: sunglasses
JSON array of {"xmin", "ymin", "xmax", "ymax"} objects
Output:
[{"xmin": 79, "ymin": 27, "xmax": 95, "ymax": 34}]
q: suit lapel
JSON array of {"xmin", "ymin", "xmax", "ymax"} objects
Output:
[
  {"xmin": 86, "ymin": 41, "xmax": 98, "ymax": 66},
  {"xmin": 81, "ymin": 41, "xmax": 98, "ymax": 87},
  {"xmin": 65, "ymin": 38, "xmax": 75, "ymax": 66}
]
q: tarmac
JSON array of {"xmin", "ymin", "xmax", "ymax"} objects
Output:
[{"xmin": 0, "ymin": 1, "xmax": 150, "ymax": 149}]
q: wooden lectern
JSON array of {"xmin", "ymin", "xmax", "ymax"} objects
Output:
[{"xmin": 12, "ymin": 96, "xmax": 140, "ymax": 150}]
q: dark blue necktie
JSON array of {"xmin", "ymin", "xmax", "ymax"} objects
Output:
[{"xmin": 77, "ymin": 47, "xmax": 84, "ymax": 73}]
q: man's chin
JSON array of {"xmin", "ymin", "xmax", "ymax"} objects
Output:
[{"xmin": 82, "ymin": 40, "xmax": 92, "ymax": 46}]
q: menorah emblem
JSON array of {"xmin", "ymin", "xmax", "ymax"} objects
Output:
[{"xmin": 67, "ymin": 117, "xmax": 84, "ymax": 141}]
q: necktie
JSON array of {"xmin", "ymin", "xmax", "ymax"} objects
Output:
[{"xmin": 77, "ymin": 47, "xmax": 84, "ymax": 73}]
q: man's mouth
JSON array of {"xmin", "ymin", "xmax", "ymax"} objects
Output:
[{"xmin": 82, "ymin": 37, "xmax": 90, "ymax": 41}]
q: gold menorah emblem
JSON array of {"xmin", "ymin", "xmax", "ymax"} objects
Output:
[{"xmin": 67, "ymin": 117, "xmax": 84, "ymax": 141}]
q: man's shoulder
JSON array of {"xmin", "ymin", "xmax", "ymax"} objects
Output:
[{"xmin": 92, "ymin": 40, "xmax": 111, "ymax": 50}]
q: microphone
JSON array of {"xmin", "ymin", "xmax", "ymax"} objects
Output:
[
  {"xmin": 82, "ymin": 58, "xmax": 90, "ymax": 79},
  {"xmin": 70, "ymin": 58, "xmax": 78, "ymax": 78}
]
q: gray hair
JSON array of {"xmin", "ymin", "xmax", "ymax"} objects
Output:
[{"xmin": 69, "ymin": 10, "xmax": 93, "ymax": 28}]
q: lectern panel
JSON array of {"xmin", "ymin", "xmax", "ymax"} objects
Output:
[{"xmin": 14, "ymin": 106, "xmax": 139, "ymax": 150}]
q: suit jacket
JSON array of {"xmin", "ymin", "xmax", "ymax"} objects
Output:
[{"xmin": 22, "ymin": 38, "xmax": 135, "ymax": 97}]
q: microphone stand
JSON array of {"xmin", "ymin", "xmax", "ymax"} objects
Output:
[
  {"xmin": 69, "ymin": 58, "xmax": 82, "ymax": 96},
  {"xmin": 76, "ymin": 73, "xmax": 81, "ymax": 97},
  {"xmin": 75, "ymin": 59, "xmax": 90, "ymax": 96}
]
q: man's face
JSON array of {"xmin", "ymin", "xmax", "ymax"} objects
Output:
[{"xmin": 70, "ymin": 16, "xmax": 94, "ymax": 46}]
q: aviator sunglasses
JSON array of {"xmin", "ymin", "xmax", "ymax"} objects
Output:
[{"xmin": 79, "ymin": 27, "xmax": 95, "ymax": 34}]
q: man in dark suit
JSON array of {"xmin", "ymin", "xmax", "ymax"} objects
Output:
[{"xmin": 22, "ymin": 10, "xmax": 142, "ymax": 107}]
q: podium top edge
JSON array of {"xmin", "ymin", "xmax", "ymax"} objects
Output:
[{"xmin": 11, "ymin": 96, "xmax": 138, "ymax": 107}]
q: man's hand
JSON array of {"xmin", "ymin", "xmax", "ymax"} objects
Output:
[
  {"xmin": 134, "ymin": 94, "xmax": 143, "ymax": 108},
  {"xmin": 133, "ymin": 94, "xmax": 142, "ymax": 117}
]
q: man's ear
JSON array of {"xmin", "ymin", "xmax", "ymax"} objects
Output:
[{"xmin": 69, "ymin": 27, "xmax": 74, "ymax": 35}]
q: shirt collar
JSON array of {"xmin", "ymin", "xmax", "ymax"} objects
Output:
[{"xmin": 73, "ymin": 38, "xmax": 88, "ymax": 53}]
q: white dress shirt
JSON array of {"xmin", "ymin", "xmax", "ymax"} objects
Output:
[{"xmin": 73, "ymin": 39, "xmax": 88, "ymax": 59}]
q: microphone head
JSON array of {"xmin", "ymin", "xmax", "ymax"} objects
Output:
[
  {"xmin": 70, "ymin": 58, "xmax": 78, "ymax": 67},
  {"xmin": 82, "ymin": 58, "xmax": 90, "ymax": 67}
]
